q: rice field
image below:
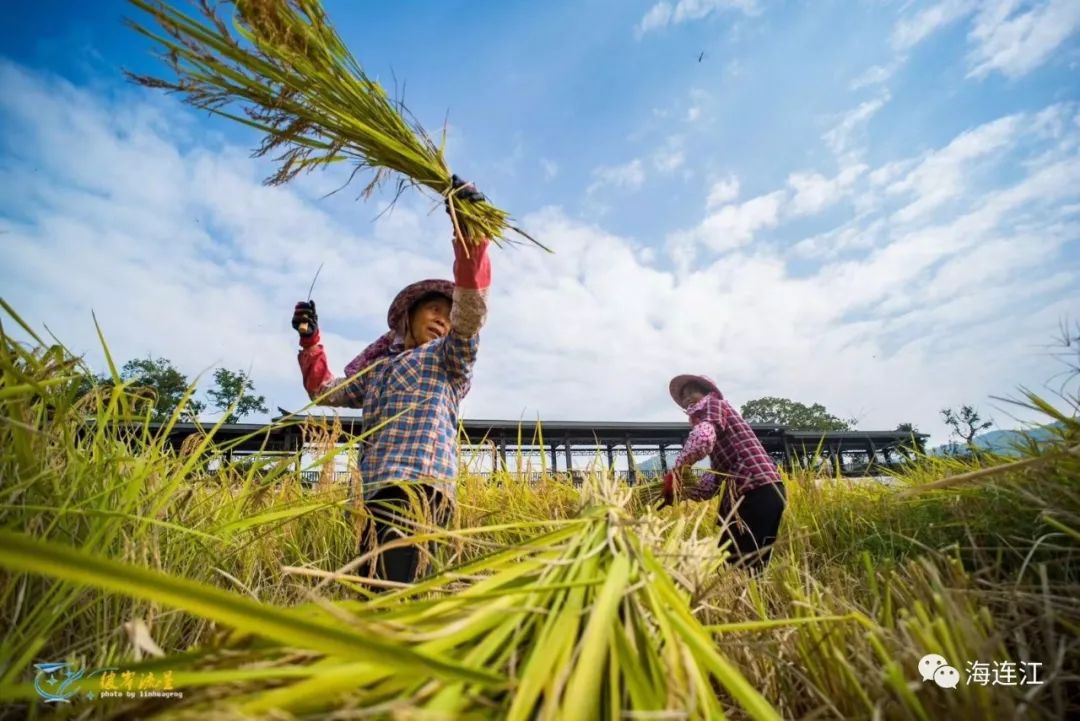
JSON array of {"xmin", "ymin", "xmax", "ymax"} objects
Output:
[{"xmin": 1, "ymin": 303, "xmax": 1078, "ymax": 720}]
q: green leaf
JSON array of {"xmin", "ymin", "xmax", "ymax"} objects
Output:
[{"xmin": 0, "ymin": 529, "xmax": 503, "ymax": 686}]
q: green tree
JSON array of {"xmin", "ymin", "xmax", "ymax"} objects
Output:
[
  {"xmin": 206, "ymin": 368, "xmax": 268, "ymax": 423},
  {"xmin": 119, "ymin": 357, "xmax": 203, "ymax": 422},
  {"xmin": 72, "ymin": 368, "xmax": 109, "ymax": 400},
  {"xmin": 940, "ymin": 405, "xmax": 992, "ymax": 452},
  {"xmin": 739, "ymin": 396, "xmax": 855, "ymax": 431},
  {"xmin": 76, "ymin": 358, "xmax": 268, "ymax": 424},
  {"xmin": 895, "ymin": 422, "xmax": 926, "ymax": 454}
]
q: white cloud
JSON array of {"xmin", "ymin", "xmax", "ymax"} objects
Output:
[
  {"xmin": 2, "ymin": 61, "xmax": 1078, "ymax": 447},
  {"xmin": 919, "ymin": 232, "xmax": 1071, "ymax": 309},
  {"xmin": 666, "ymin": 232, "xmax": 699, "ymax": 276},
  {"xmin": 787, "ymin": 165, "xmax": 868, "ymax": 216},
  {"xmin": 868, "ymin": 158, "xmax": 920, "ymax": 188},
  {"xmin": 793, "ymin": 218, "xmax": 886, "ymax": 259},
  {"xmin": 849, "ymin": 58, "xmax": 906, "ymax": 90},
  {"xmin": 587, "ymin": 159, "xmax": 645, "ymax": 195},
  {"xmin": 673, "ymin": 0, "xmax": 759, "ymax": 24},
  {"xmin": 797, "ymin": 105, "xmax": 1080, "ymax": 258},
  {"xmin": 892, "ymin": 0, "xmax": 976, "ymax": 50},
  {"xmin": 636, "ymin": 0, "xmax": 759, "ymax": 37},
  {"xmin": 653, "ymin": 136, "xmax": 686, "ymax": 173},
  {"xmin": 540, "ymin": 158, "xmax": 559, "ymax": 180},
  {"xmin": 967, "ymin": 0, "xmax": 1080, "ymax": 78},
  {"xmin": 636, "ymin": 2, "xmax": 673, "ymax": 38},
  {"xmin": 654, "ymin": 150, "xmax": 685, "ymax": 173},
  {"xmin": 0, "ymin": 61, "xmax": 452, "ymax": 415},
  {"xmin": 686, "ymin": 88, "xmax": 710, "ymax": 123},
  {"xmin": 858, "ymin": 156, "xmax": 1080, "ymax": 317},
  {"xmin": 706, "ymin": 175, "xmax": 741, "ymax": 208},
  {"xmin": 891, "ymin": 0, "xmax": 1079, "ymax": 78},
  {"xmin": 888, "ymin": 114, "xmax": 1022, "ymax": 222},
  {"xmin": 655, "ymin": 100, "xmax": 1080, "ymax": 441},
  {"xmin": 823, "ymin": 92, "xmax": 891, "ymax": 163},
  {"xmin": 669, "ymin": 191, "xmax": 785, "ymax": 253}
]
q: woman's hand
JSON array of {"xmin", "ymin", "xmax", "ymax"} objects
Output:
[{"xmin": 292, "ymin": 300, "xmax": 319, "ymax": 345}]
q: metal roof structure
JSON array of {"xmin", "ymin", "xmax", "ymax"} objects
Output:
[{"xmin": 144, "ymin": 414, "xmax": 925, "ymax": 479}]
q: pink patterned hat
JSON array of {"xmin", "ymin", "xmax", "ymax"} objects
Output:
[{"xmin": 386, "ymin": 279, "xmax": 455, "ymax": 333}]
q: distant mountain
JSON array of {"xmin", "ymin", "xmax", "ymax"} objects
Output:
[
  {"xmin": 636, "ymin": 452, "xmax": 708, "ymax": 472},
  {"xmin": 931, "ymin": 422, "xmax": 1067, "ymax": 457}
]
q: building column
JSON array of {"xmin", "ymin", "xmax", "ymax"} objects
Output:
[
  {"xmin": 550, "ymin": 443, "xmax": 558, "ymax": 473},
  {"xmin": 625, "ymin": 436, "xmax": 637, "ymax": 485},
  {"xmin": 564, "ymin": 436, "xmax": 573, "ymax": 475},
  {"xmin": 658, "ymin": 444, "xmax": 668, "ymax": 472}
]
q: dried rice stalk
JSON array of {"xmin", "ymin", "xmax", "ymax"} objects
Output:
[{"xmin": 125, "ymin": 0, "xmax": 547, "ymax": 251}]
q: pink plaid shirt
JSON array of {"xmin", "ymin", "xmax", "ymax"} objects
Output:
[{"xmin": 673, "ymin": 393, "xmax": 782, "ymax": 512}]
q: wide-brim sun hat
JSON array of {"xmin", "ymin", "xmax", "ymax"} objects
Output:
[
  {"xmin": 387, "ymin": 279, "xmax": 455, "ymax": 333},
  {"xmin": 668, "ymin": 374, "xmax": 722, "ymax": 407}
]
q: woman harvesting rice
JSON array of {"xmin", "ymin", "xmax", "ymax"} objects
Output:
[
  {"xmin": 291, "ymin": 177, "xmax": 490, "ymax": 584},
  {"xmin": 661, "ymin": 374, "xmax": 787, "ymax": 571}
]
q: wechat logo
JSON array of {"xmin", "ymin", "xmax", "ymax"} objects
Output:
[{"xmin": 919, "ymin": 653, "xmax": 960, "ymax": 689}]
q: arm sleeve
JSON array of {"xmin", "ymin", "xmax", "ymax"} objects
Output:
[
  {"xmin": 674, "ymin": 422, "xmax": 715, "ymax": 468},
  {"xmin": 439, "ymin": 236, "xmax": 490, "ymax": 385},
  {"xmin": 436, "ymin": 330, "xmax": 480, "ymax": 391},
  {"xmin": 675, "ymin": 423, "xmax": 721, "ymax": 502},
  {"xmin": 298, "ymin": 334, "xmax": 366, "ymax": 408}
]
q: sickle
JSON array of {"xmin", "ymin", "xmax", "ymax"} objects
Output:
[{"xmin": 297, "ymin": 262, "xmax": 324, "ymax": 335}]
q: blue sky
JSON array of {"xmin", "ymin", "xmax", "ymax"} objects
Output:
[{"xmin": 2, "ymin": 0, "xmax": 1079, "ymax": 445}]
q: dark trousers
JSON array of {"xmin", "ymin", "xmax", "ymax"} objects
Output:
[
  {"xmin": 720, "ymin": 483, "xmax": 786, "ymax": 572},
  {"xmin": 357, "ymin": 484, "xmax": 453, "ymax": 585}
]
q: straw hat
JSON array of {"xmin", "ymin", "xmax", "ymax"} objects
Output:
[{"xmin": 668, "ymin": 374, "xmax": 722, "ymax": 407}]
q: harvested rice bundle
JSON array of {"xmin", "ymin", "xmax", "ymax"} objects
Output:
[
  {"xmin": 0, "ymin": 500, "xmax": 779, "ymax": 719},
  {"xmin": 125, "ymin": 0, "xmax": 545, "ymax": 250},
  {"xmin": 636, "ymin": 466, "xmax": 723, "ymax": 508}
]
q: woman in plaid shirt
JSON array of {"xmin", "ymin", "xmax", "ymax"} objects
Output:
[
  {"xmin": 290, "ymin": 177, "xmax": 490, "ymax": 584},
  {"xmin": 661, "ymin": 374, "xmax": 787, "ymax": 571}
]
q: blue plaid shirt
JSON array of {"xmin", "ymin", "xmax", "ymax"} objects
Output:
[{"xmin": 303, "ymin": 331, "xmax": 478, "ymax": 501}]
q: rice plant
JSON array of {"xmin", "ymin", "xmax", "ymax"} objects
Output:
[{"xmin": 1, "ymin": 300, "xmax": 1078, "ymax": 719}]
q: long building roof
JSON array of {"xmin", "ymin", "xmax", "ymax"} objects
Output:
[{"xmin": 142, "ymin": 414, "xmax": 925, "ymax": 454}]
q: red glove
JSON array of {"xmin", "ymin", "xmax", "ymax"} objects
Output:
[
  {"xmin": 657, "ymin": 471, "xmax": 676, "ymax": 510},
  {"xmin": 446, "ymin": 176, "xmax": 492, "ymax": 291},
  {"xmin": 453, "ymin": 234, "xmax": 491, "ymax": 291}
]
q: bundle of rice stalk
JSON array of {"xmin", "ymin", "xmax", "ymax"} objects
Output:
[
  {"xmin": 635, "ymin": 467, "xmax": 726, "ymax": 508},
  {"xmin": 0, "ymin": 503, "xmax": 782, "ymax": 718},
  {"xmin": 124, "ymin": 0, "xmax": 545, "ymax": 250}
]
